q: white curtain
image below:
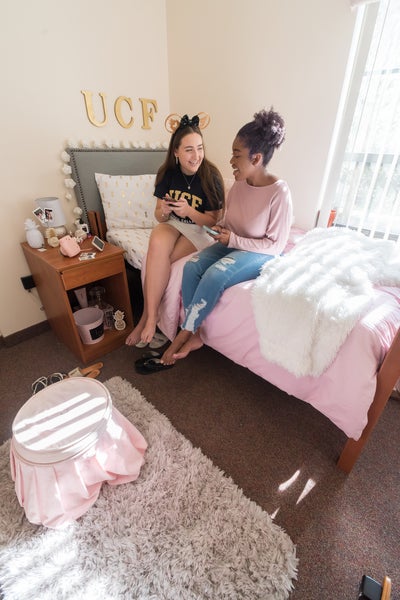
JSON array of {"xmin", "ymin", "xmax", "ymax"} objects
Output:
[
  {"xmin": 330, "ymin": 0, "xmax": 400, "ymax": 241},
  {"xmin": 350, "ymin": 0, "xmax": 379, "ymax": 7}
]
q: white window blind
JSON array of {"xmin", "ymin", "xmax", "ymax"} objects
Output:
[{"xmin": 320, "ymin": 0, "xmax": 400, "ymax": 242}]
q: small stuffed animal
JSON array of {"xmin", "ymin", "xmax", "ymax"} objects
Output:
[
  {"xmin": 48, "ymin": 236, "xmax": 60, "ymax": 248},
  {"xmin": 72, "ymin": 206, "xmax": 88, "ymax": 242},
  {"xmin": 74, "ymin": 228, "xmax": 87, "ymax": 243}
]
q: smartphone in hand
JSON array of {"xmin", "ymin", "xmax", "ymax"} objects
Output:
[
  {"xmin": 164, "ymin": 196, "xmax": 178, "ymax": 208},
  {"xmin": 203, "ymin": 225, "xmax": 219, "ymax": 236}
]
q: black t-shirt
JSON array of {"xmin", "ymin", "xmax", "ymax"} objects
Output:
[{"xmin": 154, "ymin": 168, "xmax": 220, "ymax": 224}]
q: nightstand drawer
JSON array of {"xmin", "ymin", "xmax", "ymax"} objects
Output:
[{"xmin": 61, "ymin": 258, "xmax": 124, "ymax": 290}]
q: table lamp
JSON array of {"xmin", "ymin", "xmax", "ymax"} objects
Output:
[{"xmin": 34, "ymin": 197, "xmax": 67, "ymax": 237}]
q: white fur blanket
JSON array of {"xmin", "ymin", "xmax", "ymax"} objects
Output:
[{"xmin": 252, "ymin": 227, "xmax": 400, "ymax": 377}]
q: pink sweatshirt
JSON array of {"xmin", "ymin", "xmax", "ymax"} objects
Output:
[{"xmin": 219, "ymin": 179, "xmax": 293, "ymax": 255}]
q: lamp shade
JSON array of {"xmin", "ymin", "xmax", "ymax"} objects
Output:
[{"xmin": 34, "ymin": 197, "xmax": 66, "ymax": 228}]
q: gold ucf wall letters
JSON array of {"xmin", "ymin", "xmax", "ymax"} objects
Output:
[{"xmin": 81, "ymin": 91, "xmax": 158, "ymax": 129}]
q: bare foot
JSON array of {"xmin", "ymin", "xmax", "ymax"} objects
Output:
[
  {"xmin": 125, "ymin": 323, "xmax": 145, "ymax": 346},
  {"xmin": 173, "ymin": 330, "xmax": 203, "ymax": 361},
  {"xmin": 161, "ymin": 329, "xmax": 192, "ymax": 364},
  {"xmin": 140, "ymin": 319, "xmax": 157, "ymax": 345},
  {"xmin": 161, "ymin": 330, "xmax": 203, "ymax": 364}
]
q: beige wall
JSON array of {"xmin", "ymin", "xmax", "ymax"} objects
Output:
[
  {"xmin": 1, "ymin": 0, "xmax": 169, "ymax": 337},
  {"xmin": 166, "ymin": 0, "xmax": 356, "ymax": 228},
  {"xmin": 1, "ymin": 0, "xmax": 358, "ymax": 338}
]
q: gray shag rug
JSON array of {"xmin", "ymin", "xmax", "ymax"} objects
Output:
[{"xmin": 0, "ymin": 376, "xmax": 298, "ymax": 600}]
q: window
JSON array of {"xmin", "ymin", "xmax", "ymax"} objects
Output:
[{"xmin": 318, "ymin": 0, "xmax": 400, "ymax": 242}]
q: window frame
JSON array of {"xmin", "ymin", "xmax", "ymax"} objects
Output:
[{"xmin": 316, "ymin": 2, "xmax": 380, "ymax": 230}]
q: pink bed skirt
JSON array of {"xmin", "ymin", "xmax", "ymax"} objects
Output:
[{"xmin": 9, "ymin": 378, "xmax": 147, "ymax": 529}]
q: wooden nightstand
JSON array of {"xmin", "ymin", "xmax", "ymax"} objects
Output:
[{"xmin": 21, "ymin": 240, "xmax": 133, "ymax": 364}]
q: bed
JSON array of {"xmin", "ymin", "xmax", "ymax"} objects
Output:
[{"xmin": 66, "ymin": 146, "xmax": 400, "ymax": 473}]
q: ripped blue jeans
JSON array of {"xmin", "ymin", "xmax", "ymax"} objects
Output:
[{"xmin": 181, "ymin": 242, "xmax": 275, "ymax": 332}]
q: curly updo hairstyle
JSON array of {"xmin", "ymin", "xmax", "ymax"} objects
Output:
[{"xmin": 236, "ymin": 107, "xmax": 286, "ymax": 167}]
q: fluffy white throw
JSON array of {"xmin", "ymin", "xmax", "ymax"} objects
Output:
[{"xmin": 252, "ymin": 227, "xmax": 400, "ymax": 377}]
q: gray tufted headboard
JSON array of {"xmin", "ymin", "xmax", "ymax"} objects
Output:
[{"xmin": 66, "ymin": 147, "xmax": 167, "ymax": 233}]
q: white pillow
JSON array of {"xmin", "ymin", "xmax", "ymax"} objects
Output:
[{"xmin": 95, "ymin": 173, "xmax": 157, "ymax": 229}]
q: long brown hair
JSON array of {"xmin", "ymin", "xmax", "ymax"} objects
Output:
[{"xmin": 156, "ymin": 124, "xmax": 225, "ymax": 211}]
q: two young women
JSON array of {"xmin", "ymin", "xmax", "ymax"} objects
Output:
[{"xmin": 127, "ymin": 108, "xmax": 293, "ymax": 365}]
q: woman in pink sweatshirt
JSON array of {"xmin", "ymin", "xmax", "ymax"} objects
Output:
[{"xmin": 161, "ymin": 108, "xmax": 293, "ymax": 365}]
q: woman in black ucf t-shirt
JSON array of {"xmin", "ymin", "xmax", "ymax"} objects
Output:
[{"xmin": 126, "ymin": 113, "xmax": 225, "ymax": 348}]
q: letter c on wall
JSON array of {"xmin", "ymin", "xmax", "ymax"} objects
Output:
[{"xmin": 114, "ymin": 96, "xmax": 134, "ymax": 129}]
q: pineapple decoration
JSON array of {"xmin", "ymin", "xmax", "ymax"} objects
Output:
[
  {"xmin": 113, "ymin": 310, "xmax": 126, "ymax": 331},
  {"xmin": 24, "ymin": 218, "xmax": 44, "ymax": 249}
]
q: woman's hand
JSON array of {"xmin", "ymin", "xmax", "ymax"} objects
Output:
[
  {"xmin": 213, "ymin": 227, "xmax": 230, "ymax": 246},
  {"xmin": 165, "ymin": 196, "xmax": 191, "ymax": 219},
  {"xmin": 160, "ymin": 194, "xmax": 175, "ymax": 216}
]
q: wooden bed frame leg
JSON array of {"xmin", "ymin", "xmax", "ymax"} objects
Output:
[{"xmin": 337, "ymin": 328, "xmax": 400, "ymax": 473}]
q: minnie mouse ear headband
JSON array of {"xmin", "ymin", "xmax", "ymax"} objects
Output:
[{"xmin": 165, "ymin": 112, "xmax": 210, "ymax": 134}]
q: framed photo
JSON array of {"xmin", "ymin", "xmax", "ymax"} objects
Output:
[
  {"xmin": 91, "ymin": 236, "xmax": 105, "ymax": 252},
  {"xmin": 44, "ymin": 208, "xmax": 54, "ymax": 223},
  {"xmin": 32, "ymin": 206, "xmax": 47, "ymax": 225}
]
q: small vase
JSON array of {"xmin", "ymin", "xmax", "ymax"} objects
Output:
[{"xmin": 26, "ymin": 228, "xmax": 44, "ymax": 249}]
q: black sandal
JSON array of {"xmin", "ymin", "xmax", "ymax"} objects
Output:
[
  {"xmin": 136, "ymin": 358, "xmax": 174, "ymax": 374},
  {"xmin": 134, "ymin": 351, "xmax": 161, "ymax": 369}
]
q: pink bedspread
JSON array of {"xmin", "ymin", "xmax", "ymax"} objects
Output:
[
  {"xmin": 201, "ymin": 283, "xmax": 400, "ymax": 440},
  {"xmin": 144, "ymin": 234, "xmax": 400, "ymax": 441}
]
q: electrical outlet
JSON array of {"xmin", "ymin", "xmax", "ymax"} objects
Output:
[{"xmin": 21, "ymin": 275, "xmax": 36, "ymax": 290}]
